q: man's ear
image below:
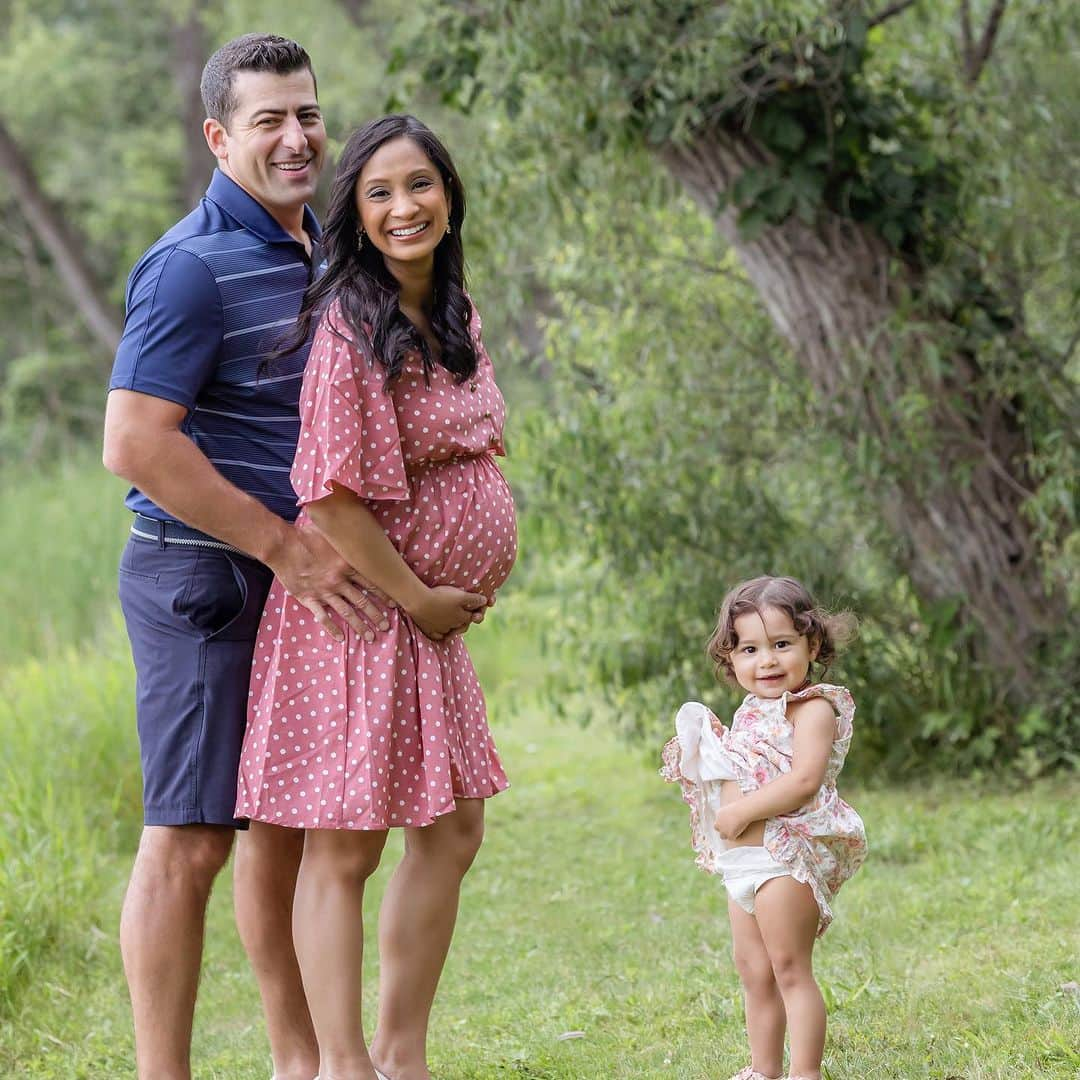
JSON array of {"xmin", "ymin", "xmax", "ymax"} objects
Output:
[{"xmin": 204, "ymin": 117, "xmax": 229, "ymax": 161}]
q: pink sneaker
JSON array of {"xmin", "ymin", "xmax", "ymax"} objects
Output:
[{"xmin": 729, "ymin": 1068, "xmax": 781, "ymax": 1080}]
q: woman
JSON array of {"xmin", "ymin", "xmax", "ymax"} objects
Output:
[{"xmin": 236, "ymin": 115, "xmax": 517, "ymax": 1080}]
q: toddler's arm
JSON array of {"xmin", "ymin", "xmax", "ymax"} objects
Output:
[{"xmin": 713, "ymin": 697, "xmax": 836, "ymax": 840}]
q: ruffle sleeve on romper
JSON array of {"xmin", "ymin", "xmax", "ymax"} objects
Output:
[
  {"xmin": 291, "ymin": 300, "xmax": 411, "ymax": 507},
  {"xmin": 661, "ymin": 702, "xmax": 740, "ymax": 875}
]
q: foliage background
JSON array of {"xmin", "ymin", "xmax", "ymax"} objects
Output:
[
  {"xmin": 2, "ymin": 0, "xmax": 1076, "ymax": 778},
  {"xmin": 0, "ymin": 1, "xmax": 1078, "ymax": 1075}
]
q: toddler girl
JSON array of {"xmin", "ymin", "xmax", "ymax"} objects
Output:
[{"xmin": 661, "ymin": 575, "xmax": 867, "ymax": 1080}]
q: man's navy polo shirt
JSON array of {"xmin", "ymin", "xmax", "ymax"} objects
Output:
[{"xmin": 109, "ymin": 169, "xmax": 321, "ymax": 523}]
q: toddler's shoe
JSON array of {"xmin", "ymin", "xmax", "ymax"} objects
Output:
[{"xmin": 729, "ymin": 1068, "xmax": 781, "ymax": 1080}]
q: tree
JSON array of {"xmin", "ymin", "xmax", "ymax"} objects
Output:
[
  {"xmin": 0, "ymin": 118, "xmax": 122, "ymax": 354},
  {"xmin": 402, "ymin": 0, "xmax": 1078, "ymax": 703}
]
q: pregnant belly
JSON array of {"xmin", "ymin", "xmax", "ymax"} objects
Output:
[{"xmin": 372, "ymin": 454, "xmax": 517, "ymax": 598}]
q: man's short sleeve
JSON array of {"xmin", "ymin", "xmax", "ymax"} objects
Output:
[{"xmin": 109, "ymin": 246, "xmax": 224, "ymax": 409}]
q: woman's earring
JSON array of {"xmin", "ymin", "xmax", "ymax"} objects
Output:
[
  {"xmin": 445, "ymin": 223, "xmax": 452, "ymax": 235},
  {"xmin": 357, "ymin": 227, "xmax": 365, "ymax": 250}
]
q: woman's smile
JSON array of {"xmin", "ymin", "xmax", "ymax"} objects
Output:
[
  {"xmin": 388, "ymin": 221, "xmax": 431, "ymax": 239},
  {"xmin": 356, "ymin": 136, "xmax": 451, "ymax": 267}
]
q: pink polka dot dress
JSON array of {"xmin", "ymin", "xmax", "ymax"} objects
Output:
[{"xmin": 236, "ymin": 298, "xmax": 516, "ymax": 830}]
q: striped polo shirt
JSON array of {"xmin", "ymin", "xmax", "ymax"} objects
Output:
[{"xmin": 109, "ymin": 169, "xmax": 321, "ymax": 523}]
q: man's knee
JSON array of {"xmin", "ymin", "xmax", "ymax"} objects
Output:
[
  {"xmin": 235, "ymin": 822, "xmax": 305, "ymax": 882},
  {"xmin": 136, "ymin": 825, "xmax": 235, "ymax": 888}
]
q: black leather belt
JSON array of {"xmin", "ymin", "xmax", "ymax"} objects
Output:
[{"xmin": 130, "ymin": 513, "xmax": 250, "ymax": 558}]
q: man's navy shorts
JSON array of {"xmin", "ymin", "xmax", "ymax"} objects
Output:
[{"xmin": 118, "ymin": 535, "xmax": 273, "ymax": 828}]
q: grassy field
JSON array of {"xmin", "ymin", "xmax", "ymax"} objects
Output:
[{"xmin": 0, "ymin": 461, "xmax": 1077, "ymax": 1077}]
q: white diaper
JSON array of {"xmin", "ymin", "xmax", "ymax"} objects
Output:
[{"xmin": 716, "ymin": 846, "xmax": 791, "ymax": 914}]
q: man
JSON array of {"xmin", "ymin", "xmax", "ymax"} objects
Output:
[{"xmin": 103, "ymin": 34, "xmax": 381, "ymax": 1080}]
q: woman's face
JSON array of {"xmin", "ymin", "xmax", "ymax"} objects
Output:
[{"xmin": 355, "ymin": 136, "xmax": 450, "ymax": 274}]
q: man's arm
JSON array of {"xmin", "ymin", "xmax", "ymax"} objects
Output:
[{"xmin": 103, "ymin": 388, "xmax": 387, "ymax": 642}]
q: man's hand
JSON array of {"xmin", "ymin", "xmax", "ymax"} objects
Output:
[
  {"xmin": 714, "ymin": 803, "xmax": 751, "ymax": 842},
  {"xmin": 266, "ymin": 520, "xmax": 391, "ymax": 642}
]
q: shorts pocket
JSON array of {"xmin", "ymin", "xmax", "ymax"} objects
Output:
[
  {"xmin": 118, "ymin": 566, "xmax": 159, "ymax": 585},
  {"xmin": 173, "ymin": 550, "xmax": 249, "ymax": 640},
  {"xmin": 118, "ymin": 539, "xmax": 159, "ymax": 584}
]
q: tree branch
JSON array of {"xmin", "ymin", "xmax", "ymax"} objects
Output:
[
  {"xmin": 337, "ymin": 0, "xmax": 370, "ymax": 27},
  {"xmin": 0, "ymin": 117, "xmax": 122, "ymax": 354},
  {"xmin": 962, "ymin": 0, "xmax": 1009, "ymax": 86},
  {"xmin": 868, "ymin": 0, "xmax": 918, "ymax": 28},
  {"xmin": 168, "ymin": 1, "xmax": 213, "ymax": 211},
  {"xmin": 960, "ymin": 0, "xmax": 975, "ymax": 66}
]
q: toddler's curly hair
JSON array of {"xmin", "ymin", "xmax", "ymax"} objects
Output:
[{"xmin": 706, "ymin": 575, "xmax": 857, "ymax": 686}]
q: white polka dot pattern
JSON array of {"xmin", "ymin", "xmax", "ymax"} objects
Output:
[{"xmin": 236, "ymin": 298, "xmax": 516, "ymax": 830}]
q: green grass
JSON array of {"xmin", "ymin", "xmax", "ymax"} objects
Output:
[
  {"xmin": 1, "ymin": 600, "xmax": 1077, "ymax": 1077},
  {"xmin": 1, "ymin": 459, "xmax": 1077, "ymax": 1077},
  {"xmin": 0, "ymin": 624, "xmax": 140, "ymax": 1012},
  {"xmin": 0, "ymin": 454, "xmax": 130, "ymax": 665}
]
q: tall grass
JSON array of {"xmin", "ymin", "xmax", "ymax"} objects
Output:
[
  {"xmin": 0, "ymin": 455, "xmax": 137, "ymax": 1008},
  {"xmin": 0, "ymin": 453, "xmax": 130, "ymax": 665},
  {"xmin": 3, "ymin": 457, "xmax": 1078, "ymax": 1077},
  {"xmin": 0, "ymin": 628, "xmax": 140, "ymax": 1010}
]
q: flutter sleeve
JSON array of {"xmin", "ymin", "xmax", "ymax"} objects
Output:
[
  {"xmin": 291, "ymin": 300, "xmax": 410, "ymax": 506},
  {"xmin": 785, "ymin": 683, "xmax": 856, "ymax": 742}
]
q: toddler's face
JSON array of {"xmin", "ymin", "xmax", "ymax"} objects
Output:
[{"xmin": 729, "ymin": 606, "xmax": 818, "ymax": 698}]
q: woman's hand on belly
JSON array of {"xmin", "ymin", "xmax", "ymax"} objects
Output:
[{"xmin": 407, "ymin": 583, "xmax": 489, "ymax": 641}]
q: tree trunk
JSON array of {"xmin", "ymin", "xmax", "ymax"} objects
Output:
[
  {"xmin": 661, "ymin": 128, "xmax": 1049, "ymax": 687},
  {"xmin": 168, "ymin": 3, "xmax": 212, "ymax": 211},
  {"xmin": 0, "ymin": 118, "xmax": 122, "ymax": 354},
  {"xmin": 337, "ymin": 0, "xmax": 371, "ymax": 28}
]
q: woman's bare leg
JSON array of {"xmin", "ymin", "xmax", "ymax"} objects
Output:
[
  {"xmin": 728, "ymin": 898, "xmax": 785, "ymax": 1079},
  {"xmin": 292, "ymin": 828, "xmax": 388, "ymax": 1080},
  {"xmin": 370, "ymin": 799, "xmax": 485, "ymax": 1080},
  {"xmin": 754, "ymin": 877, "xmax": 825, "ymax": 1080}
]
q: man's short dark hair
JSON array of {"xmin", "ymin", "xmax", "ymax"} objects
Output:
[{"xmin": 200, "ymin": 33, "xmax": 316, "ymax": 127}]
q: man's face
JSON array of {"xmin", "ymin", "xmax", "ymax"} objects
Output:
[{"xmin": 204, "ymin": 68, "xmax": 326, "ymax": 220}]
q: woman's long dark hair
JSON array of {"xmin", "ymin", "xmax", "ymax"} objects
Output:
[{"xmin": 275, "ymin": 114, "xmax": 476, "ymax": 385}]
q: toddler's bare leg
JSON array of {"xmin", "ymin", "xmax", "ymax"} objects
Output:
[
  {"xmin": 728, "ymin": 898, "xmax": 785, "ymax": 1079},
  {"xmin": 754, "ymin": 877, "xmax": 825, "ymax": 1080}
]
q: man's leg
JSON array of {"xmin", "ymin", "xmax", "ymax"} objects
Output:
[
  {"xmin": 120, "ymin": 824, "xmax": 234, "ymax": 1080},
  {"xmin": 293, "ymin": 827, "xmax": 389, "ymax": 1080},
  {"xmin": 234, "ymin": 821, "xmax": 319, "ymax": 1080}
]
